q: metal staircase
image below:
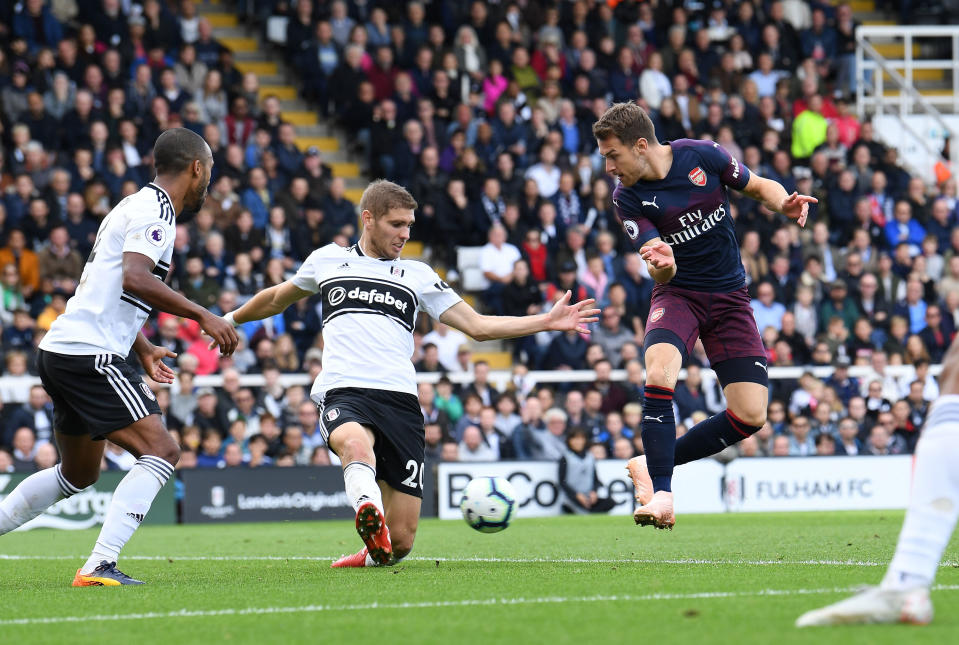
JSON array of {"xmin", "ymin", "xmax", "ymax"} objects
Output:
[{"xmin": 853, "ymin": 0, "xmax": 959, "ymax": 184}]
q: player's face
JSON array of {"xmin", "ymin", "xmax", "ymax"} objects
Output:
[
  {"xmin": 365, "ymin": 207, "xmax": 414, "ymax": 259},
  {"xmin": 185, "ymin": 157, "xmax": 213, "ymax": 213},
  {"xmin": 597, "ymin": 135, "xmax": 648, "ymax": 186}
]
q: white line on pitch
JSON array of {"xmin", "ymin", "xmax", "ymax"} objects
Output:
[
  {"xmin": 3, "ymin": 554, "xmax": 959, "ymax": 568},
  {"xmin": 3, "ymin": 585, "xmax": 959, "ymax": 627}
]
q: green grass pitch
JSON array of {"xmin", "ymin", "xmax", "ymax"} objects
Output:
[{"xmin": 1, "ymin": 512, "xmax": 958, "ymax": 644}]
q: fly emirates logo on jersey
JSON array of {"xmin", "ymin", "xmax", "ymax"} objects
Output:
[{"xmin": 661, "ymin": 204, "xmax": 727, "ymax": 246}]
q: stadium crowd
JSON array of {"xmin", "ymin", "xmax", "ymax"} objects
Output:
[{"xmin": 0, "ymin": 0, "xmax": 957, "ymax": 475}]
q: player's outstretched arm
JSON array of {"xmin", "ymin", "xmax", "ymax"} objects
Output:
[
  {"xmin": 122, "ymin": 251, "xmax": 238, "ymax": 355},
  {"xmin": 741, "ymin": 174, "xmax": 817, "ymax": 227},
  {"xmin": 440, "ymin": 290, "xmax": 600, "ymax": 342},
  {"xmin": 229, "ymin": 281, "xmax": 314, "ymax": 326}
]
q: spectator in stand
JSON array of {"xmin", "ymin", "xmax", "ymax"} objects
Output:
[
  {"xmin": 820, "ymin": 280, "xmax": 859, "ymax": 333},
  {"xmin": 591, "ymin": 306, "xmax": 632, "ymax": 362},
  {"xmin": 478, "ymin": 224, "xmax": 521, "ymax": 316},
  {"xmin": 867, "ymin": 423, "xmax": 907, "ymax": 456},
  {"xmin": 558, "ymin": 427, "xmax": 616, "ymax": 514},
  {"xmin": 674, "ymin": 364, "xmax": 710, "ymax": 422},
  {"xmin": 592, "ymin": 359, "xmax": 628, "ymax": 415},
  {"xmin": 885, "ymin": 200, "xmax": 927, "ymax": 257},
  {"xmin": 457, "ymin": 424, "xmax": 495, "ymax": 462},
  {"xmin": 0, "ymin": 230, "xmax": 40, "ymax": 301},
  {"xmin": 414, "ymin": 343, "xmax": 442, "ymax": 373},
  {"xmin": 894, "ymin": 277, "xmax": 929, "ymax": 335},
  {"xmin": 542, "ymin": 328, "xmax": 587, "ymax": 371},
  {"xmin": 751, "ymin": 281, "xmax": 787, "ymax": 333},
  {"xmin": 422, "ymin": 322, "xmax": 468, "ymax": 374},
  {"xmin": 788, "ymin": 415, "xmax": 816, "ymax": 456},
  {"xmin": 917, "ymin": 304, "xmax": 954, "ymax": 363},
  {"xmin": 834, "ymin": 417, "xmax": 864, "ymax": 456}
]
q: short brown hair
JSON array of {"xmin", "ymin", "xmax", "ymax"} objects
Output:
[
  {"xmin": 592, "ymin": 102, "xmax": 656, "ymax": 146},
  {"xmin": 359, "ymin": 179, "xmax": 418, "ymax": 218}
]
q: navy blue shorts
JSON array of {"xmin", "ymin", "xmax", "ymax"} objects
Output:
[{"xmin": 644, "ymin": 284, "xmax": 768, "ymax": 387}]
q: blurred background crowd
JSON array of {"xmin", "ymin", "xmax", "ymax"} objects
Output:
[{"xmin": 0, "ymin": 0, "xmax": 957, "ymax": 475}]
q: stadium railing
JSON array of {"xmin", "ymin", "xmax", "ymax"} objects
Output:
[
  {"xmin": 0, "ymin": 365, "xmax": 941, "ymax": 392},
  {"xmin": 856, "ymin": 24, "xmax": 959, "ymax": 183}
]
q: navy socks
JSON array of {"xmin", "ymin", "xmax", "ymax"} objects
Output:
[
  {"xmin": 674, "ymin": 410, "xmax": 762, "ymax": 465},
  {"xmin": 641, "ymin": 385, "xmax": 676, "ymax": 493}
]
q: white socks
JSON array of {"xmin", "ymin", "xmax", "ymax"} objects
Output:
[
  {"xmin": 343, "ymin": 461, "xmax": 384, "ymax": 515},
  {"xmin": 882, "ymin": 396, "xmax": 959, "ymax": 591},
  {"xmin": 0, "ymin": 464, "xmax": 83, "ymax": 534},
  {"xmin": 83, "ymin": 456, "xmax": 173, "ymax": 574},
  {"xmin": 343, "ymin": 461, "xmax": 387, "ymax": 568}
]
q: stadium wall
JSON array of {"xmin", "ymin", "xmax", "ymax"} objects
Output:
[
  {"xmin": 2, "ymin": 459, "xmax": 909, "ymax": 530},
  {"xmin": 436, "ymin": 456, "xmax": 913, "ymax": 519},
  {"xmin": 168, "ymin": 457, "xmax": 913, "ymax": 526},
  {"xmin": 180, "ymin": 466, "xmax": 438, "ymax": 523},
  {"xmin": 0, "ymin": 472, "xmax": 176, "ymax": 530}
]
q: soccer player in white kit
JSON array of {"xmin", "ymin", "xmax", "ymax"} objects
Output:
[
  {"xmin": 0, "ymin": 129, "xmax": 238, "ymax": 585},
  {"xmin": 797, "ymin": 335, "xmax": 959, "ymax": 626},
  {"xmin": 227, "ymin": 180, "xmax": 599, "ymax": 566}
]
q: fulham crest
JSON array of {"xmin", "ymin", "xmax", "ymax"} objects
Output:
[
  {"xmin": 623, "ymin": 220, "xmax": 639, "ymax": 240},
  {"xmin": 688, "ymin": 167, "xmax": 707, "ymax": 187},
  {"xmin": 325, "ymin": 408, "xmax": 340, "ymax": 422}
]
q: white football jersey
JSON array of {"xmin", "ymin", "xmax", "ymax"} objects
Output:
[
  {"xmin": 292, "ymin": 243, "xmax": 463, "ymax": 399},
  {"xmin": 41, "ymin": 183, "xmax": 176, "ymax": 356}
]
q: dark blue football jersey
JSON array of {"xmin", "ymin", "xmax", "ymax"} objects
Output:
[{"xmin": 612, "ymin": 139, "xmax": 751, "ymax": 293}]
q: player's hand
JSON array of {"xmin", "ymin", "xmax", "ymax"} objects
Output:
[
  {"xmin": 136, "ymin": 344, "xmax": 177, "ymax": 384},
  {"xmin": 781, "ymin": 192, "xmax": 818, "ymax": 228},
  {"xmin": 546, "ymin": 290, "xmax": 600, "ymax": 334},
  {"xmin": 640, "ymin": 240, "xmax": 675, "ymax": 269},
  {"xmin": 201, "ymin": 313, "xmax": 239, "ymax": 356}
]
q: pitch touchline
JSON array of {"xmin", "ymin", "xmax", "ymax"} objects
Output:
[
  {"xmin": 3, "ymin": 586, "xmax": 959, "ymax": 627},
  {"xmin": 2, "ymin": 554, "xmax": 959, "ymax": 568}
]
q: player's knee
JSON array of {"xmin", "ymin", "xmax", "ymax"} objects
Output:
[
  {"xmin": 643, "ymin": 344, "xmax": 682, "ymax": 389},
  {"xmin": 729, "ymin": 403, "xmax": 766, "ymax": 429},
  {"xmin": 153, "ymin": 440, "xmax": 180, "ymax": 468},
  {"xmin": 643, "ymin": 357, "xmax": 674, "ymax": 388},
  {"xmin": 391, "ymin": 529, "xmax": 416, "ymax": 559},
  {"xmin": 62, "ymin": 469, "xmax": 99, "ymax": 490},
  {"xmin": 340, "ymin": 438, "xmax": 374, "ymax": 464},
  {"xmin": 644, "ymin": 364, "xmax": 670, "ymax": 388}
]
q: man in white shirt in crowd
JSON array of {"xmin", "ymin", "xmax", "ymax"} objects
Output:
[
  {"xmin": 525, "ymin": 144, "xmax": 561, "ymax": 198},
  {"xmin": 422, "ymin": 322, "xmax": 468, "ymax": 372},
  {"xmin": 479, "ymin": 223, "xmax": 521, "ymax": 315}
]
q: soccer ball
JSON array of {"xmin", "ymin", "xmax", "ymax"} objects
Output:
[{"xmin": 459, "ymin": 476, "xmax": 517, "ymax": 533}]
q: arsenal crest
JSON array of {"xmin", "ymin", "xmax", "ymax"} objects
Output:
[
  {"xmin": 688, "ymin": 167, "xmax": 706, "ymax": 187},
  {"xmin": 650, "ymin": 307, "xmax": 665, "ymax": 322}
]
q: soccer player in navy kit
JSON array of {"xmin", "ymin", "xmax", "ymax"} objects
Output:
[{"xmin": 592, "ymin": 102, "xmax": 816, "ymax": 529}]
